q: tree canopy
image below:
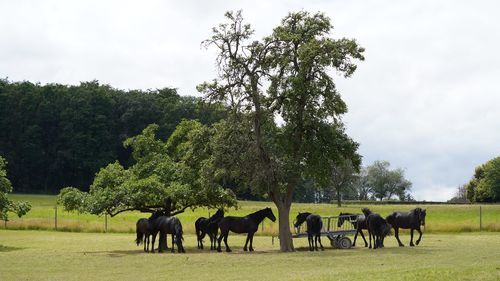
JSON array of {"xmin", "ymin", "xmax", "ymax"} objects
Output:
[
  {"xmin": 363, "ymin": 161, "xmax": 413, "ymax": 201},
  {"xmin": 58, "ymin": 122, "xmax": 237, "ymax": 217},
  {"xmin": 0, "ymin": 156, "xmax": 31, "ymax": 221},
  {"xmin": 198, "ymin": 10, "xmax": 364, "ymax": 251},
  {"xmin": 466, "ymin": 156, "xmax": 500, "ymax": 202}
]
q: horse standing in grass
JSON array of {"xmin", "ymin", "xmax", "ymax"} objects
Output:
[
  {"xmin": 386, "ymin": 208, "xmax": 426, "ymax": 247},
  {"xmin": 217, "ymin": 207, "xmax": 276, "ymax": 252},
  {"xmin": 195, "ymin": 208, "xmax": 224, "ymax": 250},
  {"xmin": 366, "ymin": 213, "xmax": 392, "ymax": 249},
  {"xmin": 149, "ymin": 211, "xmax": 185, "ymax": 253},
  {"xmin": 337, "ymin": 208, "xmax": 373, "ymax": 247},
  {"xmin": 294, "ymin": 212, "xmax": 324, "ymax": 251},
  {"xmin": 135, "ymin": 218, "xmax": 153, "ymax": 252}
]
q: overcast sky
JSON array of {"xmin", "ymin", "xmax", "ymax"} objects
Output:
[{"xmin": 1, "ymin": 0, "xmax": 499, "ymax": 201}]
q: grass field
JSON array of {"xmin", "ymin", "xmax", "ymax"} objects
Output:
[
  {"xmin": 0, "ymin": 230, "xmax": 499, "ymax": 281},
  {"xmin": 5, "ymin": 194, "xmax": 500, "ymax": 235}
]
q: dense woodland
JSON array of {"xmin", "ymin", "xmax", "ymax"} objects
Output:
[{"xmin": 0, "ymin": 79, "xmax": 224, "ymax": 194}]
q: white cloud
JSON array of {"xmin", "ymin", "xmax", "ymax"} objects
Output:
[{"xmin": 1, "ymin": 0, "xmax": 499, "ymax": 201}]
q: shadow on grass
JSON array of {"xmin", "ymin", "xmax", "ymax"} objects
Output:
[{"xmin": 0, "ymin": 245, "xmax": 24, "ymax": 252}]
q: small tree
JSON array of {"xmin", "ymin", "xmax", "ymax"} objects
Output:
[
  {"xmin": 58, "ymin": 122, "xmax": 237, "ymax": 217},
  {"xmin": 0, "ymin": 156, "xmax": 31, "ymax": 221},
  {"xmin": 366, "ymin": 161, "xmax": 412, "ymax": 201},
  {"xmin": 448, "ymin": 184, "xmax": 469, "ymax": 203},
  {"xmin": 329, "ymin": 157, "xmax": 359, "ymax": 206}
]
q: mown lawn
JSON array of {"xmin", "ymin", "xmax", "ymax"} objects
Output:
[
  {"xmin": 0, "ymin": 230, "xmax": 499, "ymax": 281},
  {"xmin": 5, "ymin": 194, "xmax": 500, "ymax": 235}
]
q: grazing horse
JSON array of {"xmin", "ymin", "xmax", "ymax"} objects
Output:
[
  {"xmin": 149, "ymin": 211, "xmax": 185, "ymax": 253},
  {"xmin": 195, "ymin": 208, "xmax": 224, "ymax": 250},
  {"xmin": 135, "ymin": 218, "xmax": 153, "ymax": 252},
  {"xmin": 294, "ymin": 212, "xmax": 324, "ymax": 251},
  {"xmin": 217, "ymin": 207, "xmax": 276, "ymax": 252},
  {"xmin": 386, "ymin": 208, "xmax": 426, "ymax": 247},
  {"xmin": 366, "ymin": 213, "xmax": 392, "ymax": 249},
  {"xmin": 337, "ymin": 208, "xmax": 373, "ymax": 247}
]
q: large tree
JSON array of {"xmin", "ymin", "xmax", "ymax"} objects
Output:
[
  {"xmin": 0, "ymin": 156, "xmax": 31, "ymax": 221},
  {"xmin": 58, "ymin": 122, "xmax": 237, "ymax": 217},
  {"xmin": 198, "ymin": 11, "xmax": 363, "ymax": 251},
  {"xmin": 465, "ymin": 156, "xmax": 500, "ymax": 202}
]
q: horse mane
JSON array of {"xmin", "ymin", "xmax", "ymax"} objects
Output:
[
  {"xmin": 247, "ymin": 208, "xmax": 269, "ymax": 221},
  {"xmin": 361, "ymin": 208, "xmax": 372, "ymax": 216}
]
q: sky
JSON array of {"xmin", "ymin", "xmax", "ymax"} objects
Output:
[{"xmin": 1, "ymin": 0, "xmax": 499, "ymax": 201}]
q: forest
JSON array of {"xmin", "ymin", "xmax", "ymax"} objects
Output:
[{"xmin": 0, "ymin": 79, "xmax": 223, "ymax": 194}]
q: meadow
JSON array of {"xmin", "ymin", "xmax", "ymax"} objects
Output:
[
  {"xmin": 0, "ymin": 230, "xmax": 499, "ymax": 281},
  {"xmin": 5, "ymin": 194, "xmax": 500, "ymax": 235}
]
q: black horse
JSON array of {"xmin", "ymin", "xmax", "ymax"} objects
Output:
[
  {"xmin": 337, "ymin": 208, "xmax": 373, "ymax": 247},
  {"xmin": 294, "ymin": 212, "xmax": 324, "ymax": 251},
  {"xmin": 386, "ymin": 208, "xmax": 426, "ymax": 247},
  {"xmin": 217, "ymin": 207, "xmax": 276, "ymax": 252},
  {"xmin": 195, "ymin": 208, "xmax": 224, "ymax": 250},
  {"xmin": 149, "ymin": 211, "xmax": 185, "ymax": 253},
  {"xmin": 366, "ymin": 213, "xmax": 392, "ymax": 249},
  {"xmin": 135, "ymin": 218, "xmax": 153, "ymax": 252}
]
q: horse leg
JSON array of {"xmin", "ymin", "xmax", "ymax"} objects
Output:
[
  {"xmin": 217, "ymin": 231, "xmax": 224, "ymax": 252},
  {"xmin": 144, "ymin": 235, "xmax": 148, "ymax": 252},
  {"xmin": 359, "ymin": 229, "xmax": 368, "ymax": 247},
  {"xmin": 308, "ymin": 233, "xmax": 314, "ymax": 251},
  {"xmin": 151, "ymin": 232, "xmax": 157, "ymax": 253},
  {"xmin": 410, "ymin": 229, "xmax": 415, "ymax": 247},
  {"xmin": 248, "ymin": 232, "xmax": 255, "ymax": 251},
  {"xmin": 171, "ymin": 234, "xmax": 176, "ymax": 253},
  {"xmin": 223, "ymin": 233, "xmax": 231, "ymax": 252},
  {"xmin": 318, "ymin": 234, "xmax": 324, "ymax": 250},
  {"xmin": 394, "ymin": 227, "xmax": 404, "ymax": 247},
  {"xmin": 416, "ymin": 228, "xmax": 423, "ymax": 245},
  {"xmin": 368, "ymin": 229, "xmax": 372, "ymax": 249},
  {"xmin": 158, "ymin": 232, "xmax": 165, "ymax": 253},
  {"xmin": 352, "ymin": 230, "xmax": 358, "ymax": 247},
  {"xmin": 243, "ymin": 234, "xmax": 250, "ymax": 251}
]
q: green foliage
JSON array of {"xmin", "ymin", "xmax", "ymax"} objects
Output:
[
  {"xmin": 0, "ymin": 156, "xmax": 31, "ymax": 220},
  {"xmin": 0, "ymin": 79, "xmax": 224, "ymax": 194},
  {"xmin": 365, "ymin": 161, "xmax": 412, "ymax": 201},
  {"xmin": 466, "ymin": 156, "xmax": 500, "ymax": 202},
  {"xmin": 199, "ymin": 10, "xmax": 363, "ymax": 251},
  {"xmin": 58, "ymin": 123, "xmax": 237, "ymax": 217}
]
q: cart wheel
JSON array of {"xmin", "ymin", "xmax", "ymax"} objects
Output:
[
  {"xmin": 330, "ymin": 238, "xmax": 338, "ymax": 248},
  {"xmin": 338, "ymin": 237, "xmax": 352, "ymax": 249}
]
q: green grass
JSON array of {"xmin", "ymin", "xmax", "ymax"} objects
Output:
[
  {"xmin": 5, "ymin": 194, "xmax": 500, "ymax": 235},
  {"xmin": 0, "ymin": 230, "xmax": 499, "ymax": 281}
]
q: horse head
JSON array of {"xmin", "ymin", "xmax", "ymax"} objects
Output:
[
  {"xmin": 337, "ymin": 212, "xmax": 345, "ymax": 228},
  {"xmin": 294, "ymin": 212, "xmax": 310, "ymax": 227},
  {"xmin": 149, "ymin": 210, "xmax": 166, "ymax": 221},
  {"xmin": 265, "ymin": 207, "xmax": 276, "ymax": 222},
  {"xmin": 418, "ymin": 208, "xmax": 426, "ymax": 226},
  {"xmin": 215, "ymin": 208, "xmax": 225, "ymax": 218},
  {"xmin": 361, "ymin": 207, "xmax": 372, "ymax": 216}
]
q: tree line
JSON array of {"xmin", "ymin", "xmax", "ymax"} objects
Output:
[{"xmin": 0, "ymin": 79, "xmax": 223, "ymax": 194}]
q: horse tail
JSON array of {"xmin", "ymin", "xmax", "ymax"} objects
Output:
[
  {"xmin": 176, "ymin": 220, "xmax": 184, "ymax": 242},
  {"xmin": 136, "ymin": 229, "xmax": 144, "ymax": 246}
]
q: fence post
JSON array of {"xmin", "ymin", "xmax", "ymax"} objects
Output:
[
  {"xmin": 105, "ymin": 214, "xmax": 108, "ymax": 233},
  {"xmin": 54, "ymin": 206, "xmax": 58, "ymax": 231},
  {"xmin": 479, "ymin": 206, "xmax": 482, "ymax": 231},
  {"xmin": 4, "ymin": 219, "xmax": 6, "ymax": 229}
]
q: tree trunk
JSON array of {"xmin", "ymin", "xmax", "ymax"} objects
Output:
[
  {"xmin": 336, "ymin": 188, "xmax": 342, "ymax": 207},
  {"xmin": 276, "ymin": 201, "xmax": 294, "ymax": 252}
]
